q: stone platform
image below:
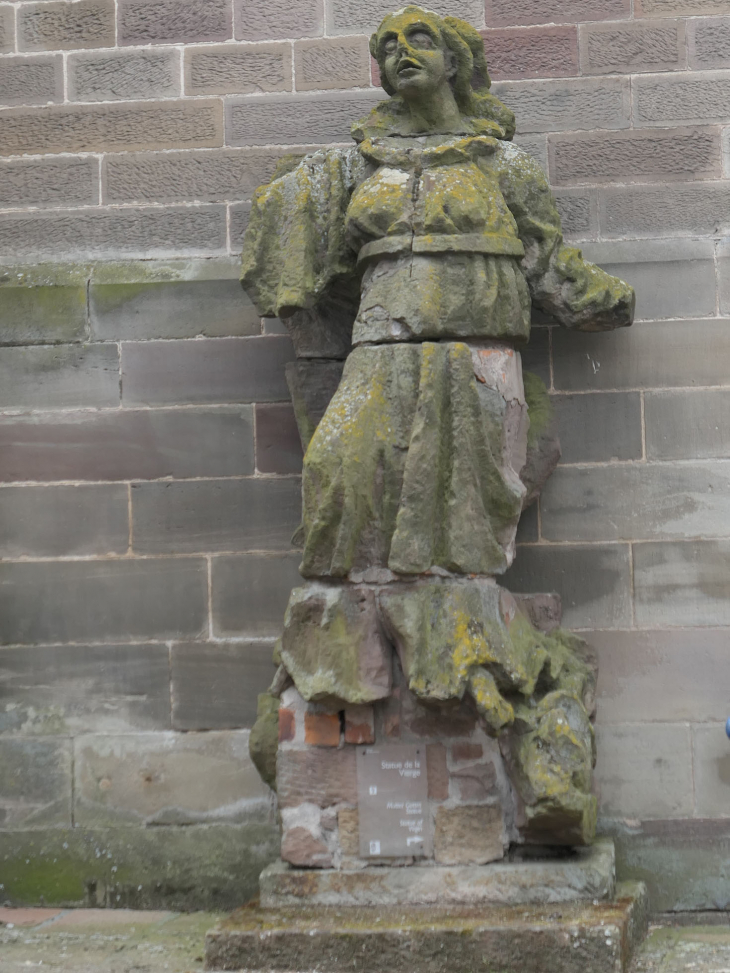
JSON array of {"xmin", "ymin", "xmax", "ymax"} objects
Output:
[
  {"xmin": 205, "ymin": 880, "xmax": 648, "ymax": 973},
  {"xmin": 260, "ymin": 837, "xmax": 616, "ymax": 908}
]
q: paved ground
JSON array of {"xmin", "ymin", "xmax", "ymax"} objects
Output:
[{"xmin": 2, "ymin": 908, "xmax": 730, "ymax": 971}]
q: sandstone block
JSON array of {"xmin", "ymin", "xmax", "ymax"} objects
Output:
[
  {"xmin": 344, "ymin": 705, "xmax": 375, "ymax": 745},
  {"xmin": 635, "ymin": 70, "xmax": 730, "ymax": 126},
  {"xmin": 255, "ymin": 403, "xmax": 303, "ymax": 474},
  {"xmin": 328, "ymin": 0, "xmax": 483, "ymax": 35},
  {"xmin": 0, "ymin": 343, "xmax": 118, "ymax": 410},
  {"xmin": 433, "ymin": 806, "xmax": 505, "ymax": 865},
  {"xmin": 426, "ymin": 743, "xmax": 449, "ymax": 800},
  {"xmin": 636, "ymin": 0, "xmax": 730, "ymax": 15},
  {"xmin": 211, "ymin": 552, "xmax": 302, "ymax": 638},
  {"xmin": 185, "ymin": 43, "xmax": 290, "ymax": 96},
  {"xmin": 235, "ymin": 0, "xmax": 323, "ymax": 41},
  {"xmin": 338, "ymin": 807, "xmax": 359, "ymax": 855},
  {"xmin": 553, "ymin": 391, "xmax": 642, "ymax": 462},
  {"xmin": 691, "ymin": 724, "xmax": 730, "ymax": 816},
  {"xmin": 504, "ymin": 544, "xmax": 632, "ymax": 630},
  {"xmin": 172, "ymin": 642, "xmax": 276, "ymax": 731},
  {"xmin": 595, "ymin": 724, "xmax": 693, "ymax": 819},
  {"xmin": 593, "ymin": 629, "xmax": 730, "ymax": 725},
  {"xmin": 580, "ymin": 20, "xmax": 684, "ymax": 75},
  {"xmin": 91, "ymin": 279, "xmax": 259, "ymax": 340},
  {"xmin": 294, "ymin": 36, "xmax": 371, "ymax": 91},
  {"xmin": 541, "ymin": 462, "xmax": 730, "ymax": 543},
  {"xmin": 645, "ymin": 389, "xmax": 730, "ymax": 460},
  {"xmin": 633, "ymin": 540, "xmax": 730, "ymax": 627},
  {"xmin": 0, "ymin": 557, "xmax": 207, "ymax": 644},
  {"xmin": 0, "ymin": 205, "xmax": 225, "ymax": 261},
  {"xmin": 230, "ymin": 201, "xmax": 251, "ymax": 250},
  {"xmin": 68, "ymin": 48, "xmax": 180, "ymax": 102},
  {"xmin": 480, "ymin": 26, "xmax": 578, "ymax": 80},
  {"xmin": 553, "ymin": 188, "xmax": 597, "ymax": 238},
  {"xmin": 226, "ymin": 89, "xmax": 382, "ymax": 145},
  {"xmin": 553, "ymin": 319, "xmax": 730, "ymax": 390},
  {"xmin": 286, "ymin": 360, "xmax": 346, "ymax": 450},
  {"xmin": 74, "ymin": 731, "xmax": 267, "ymax": 826},
  {"xmin": 0, "ymin": 157, "xmax": 97, "ymax": 208},
  {"xmin": 0, "ymin": 483, "xmax": 127, "ymax": 557},
  {"xmin": 122, "ymin": 335, "xmax": 294, "ymax": 406},
  {"xmin": 279, "ymin": 584, "xmax": 392, "ymax": 704},
  {"xmin": 486, "ymin": 0, "xmax": 629, "ymax": 26},
  {"xmin": 281, "ymin": 826, "xmax": 333, "ymax": 868},
  {"xmin": 453, "ymin": 743, "xmax": 484, "ymax": 764},
  {"xmin": 451, "ymin": 761, "xmax": 498, "ymax": 803},
  {"xmin": 18, "ymin": 0, "xmax": 114, "ymax": 51},
  {"xmin": 119, "ymin": 0, "xmax": 231, "ymax": 45},
  {"xmin": 0, "ymin": 284, "xmax": 86, "ymax": 344},
  {"xmin": 688, "ymin": 17, "xmax": 730, "ymax": 68},
  {"xmin": 131, "ymin": 477, "xmax": 302, "ymax": 554},
  {"xmin": 601, "ymin": 181, "xmax": 730, "ymax": 237},
  {"xmin": 0, "ymin": 406, "xmax": 254, "ymax": 482},
  {"xmin": 277, "ymin": 747, "xmax": 357, "ymax": 807},
  {"xmin": 0, "ymin": 643, "xmax": 170, "ymax": 736},
  {"xmin": 0, "ymin": 739, "xmax": 72, "ymax": 829},
  {"xmin": 104, "ymin": 147, "xmax": 282, "ymax": 205},
  {"xmin": 0, "ymin": 54, "xmax": 62, "ymax": 106},
  {"xmin": 0, "ymin": 6, "xmax": 14, "ymax": 54},
  {"xmin": 512, "ymin": 132, "xmax": 548, "ymax": 169},
  {"xmin": 492, "ymin": 77, "xmax": 629, "ymax": 134},
  {"xmin": 550, "ymin": 126, "xmax": 720, "ymax": 185},
  {"xmin": 304, "ymin": 713, "xmax": 341, "ymax": 746},
  {"xmin": 0, "ymin": 100, "xmax": 223, "ymax": 157}
]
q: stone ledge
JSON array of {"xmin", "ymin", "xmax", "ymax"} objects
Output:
[
  {"xmin": 259, "ymin": 838, "xmax": 615, "ymax": 908},
  {"xmin": 205, "ymin": 879, "xmax": 648, "ymax": 973}
]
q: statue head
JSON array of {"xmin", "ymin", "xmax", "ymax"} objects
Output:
[{"xmin": 365, "ymin": 5, "xmax": 514, "ymax": 138}]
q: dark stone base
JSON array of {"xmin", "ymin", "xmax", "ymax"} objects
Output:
[{"xmin": 205, "ymin": 880, "xmax": 648, "ymax": 973}]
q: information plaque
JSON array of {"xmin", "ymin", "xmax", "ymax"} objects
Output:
[{"xmin": 356, "ymin": 744, "xmax": 432, "ymax": 859}]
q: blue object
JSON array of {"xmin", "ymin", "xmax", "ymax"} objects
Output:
[{"xmin": 726, "ymin": 717, "xmax": 730, "ymax": 740}]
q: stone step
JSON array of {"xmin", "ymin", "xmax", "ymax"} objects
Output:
[{"xmin": 205, "ymin": 880, "xmax": 648, "ymax": 973}]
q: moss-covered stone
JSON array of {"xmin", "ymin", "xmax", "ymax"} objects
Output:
[
  {"xmin": 279, "ymin": 584, "xmax": 392, "ymax": 704},
  {"xmin": 248, "ymin": 693, "xmax": 280, "ymax": 792},
  {"xmin": 0, "ymin": 821, "xmax": 279, "ymax": 910}
]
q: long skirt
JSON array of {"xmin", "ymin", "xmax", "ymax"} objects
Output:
[{"xmin": 298, "ymin": 340, "xmax": 528, "ymax": 579}]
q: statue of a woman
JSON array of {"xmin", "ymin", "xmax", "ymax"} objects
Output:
[{"xmin": 243, "ymin": 7, "xmax": 634, "ymax": 851}]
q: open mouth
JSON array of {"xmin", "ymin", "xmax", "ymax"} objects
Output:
[{"xmin": 396, "ymin": 59, "xmax": 421, "ymax": 74}]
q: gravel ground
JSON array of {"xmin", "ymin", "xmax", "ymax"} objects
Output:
[{"xmin": 2, "ymin": 908, "xmax": 730, "ymax": 972}]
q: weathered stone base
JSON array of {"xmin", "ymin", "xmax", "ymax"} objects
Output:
[
  {"xmin": 205, "ymin": 880, "xmax": 648, "ymax": 973},
  {"xmin": 260, "ymin": 837, "xmax": 616, "ymax": 907}
]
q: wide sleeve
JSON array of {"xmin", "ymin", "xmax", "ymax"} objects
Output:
[
  {"xmin": 240, "ymin": 146, "xmax": 367, "ymax": 319},
  {"xmin": 495, "ymin": 144, "xmax": 635, "ymax": 332}
]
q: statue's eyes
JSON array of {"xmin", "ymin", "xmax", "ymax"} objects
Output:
[
  {"xmin": 384, "ymin": 37, "xmax": 398, "ymax": 53},
  {"xmin": 408, "ymin": 31, "xmax": 433, "ymax": 48}
]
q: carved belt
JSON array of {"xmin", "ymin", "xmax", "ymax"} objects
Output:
[{"xmin": 357, "ymin": 232, "xmax": 525, "ymax": 265}]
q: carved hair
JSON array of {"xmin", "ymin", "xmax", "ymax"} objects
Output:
[{"xmin": 369, "ymin": 5, "xmax": 515, "ymax": 139}]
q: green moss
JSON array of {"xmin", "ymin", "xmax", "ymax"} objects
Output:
[{"xmin": 523, "ymin": 370, "xmax": 554, "ymax": 449}]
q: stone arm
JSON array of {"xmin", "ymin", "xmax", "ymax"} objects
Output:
[{"xmin": 494, "ymin": 144, "xmax": 635, "ymax": 332}]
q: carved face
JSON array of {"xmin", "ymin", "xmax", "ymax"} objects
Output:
[{"xmin": 376, "ymin": 11, "xmax": 456, "ymax": 101}]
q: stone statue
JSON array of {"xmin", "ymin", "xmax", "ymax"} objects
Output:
[{"xmin": 243, "ymin": 6, "xmax": 635, "ymax": 871}]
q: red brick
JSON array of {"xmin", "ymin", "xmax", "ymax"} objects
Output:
[
  {"xmin": 344, "ymin": 704, "xmax": 375, "ymax": 745},
  {"xmin": 304, "ymin": 712, "xmax": 340, "ymax": 747},
  {"xmin": 278, "ymin": 707, "xmax": 295, "ymax": 742},
  {"xmin": 452, "ymin": 743, "xmax": 484, "ymax": 763},
  {"xmin": 481, "ymin": 26, "xmax": 578, "ymax": 80},
  {"xmin": 277, "ymin": 747, "xmax": 357, "ymax": 807},
  {"xmin": 426, "ymin": 743, "xmax": 449, "ymax": 800},
  {"xmin": 281, "ymin": 826, "xmax": 333, "ymax": 868}
]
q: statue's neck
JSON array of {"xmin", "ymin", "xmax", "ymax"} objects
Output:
[{"xmin": 401, "ymin": 85, "xmax": 464, "ymax": 135}]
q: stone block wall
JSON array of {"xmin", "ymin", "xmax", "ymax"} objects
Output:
[{"xmin": 1, "ymin": 0, "xmax": 730, "ymax": 912}]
